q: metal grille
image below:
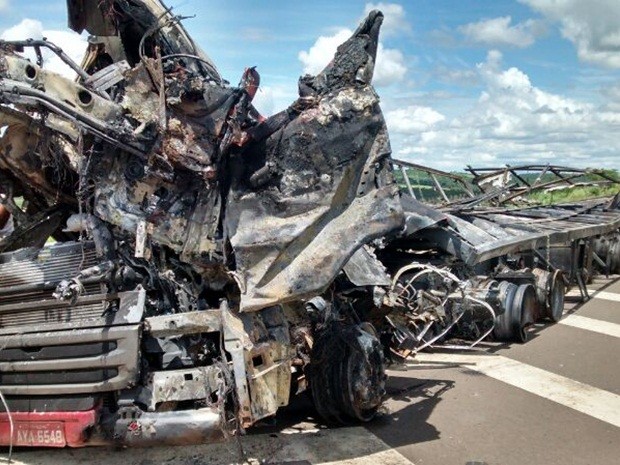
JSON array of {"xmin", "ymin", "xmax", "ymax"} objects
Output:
[{"xmin": 0, "ymin": 242, "xmax": 107, "ymax": 329}]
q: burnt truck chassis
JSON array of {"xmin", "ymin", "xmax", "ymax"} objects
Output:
[{"xmin": 0, "ymin": 0, "xmax": 619, "ymax": 450}]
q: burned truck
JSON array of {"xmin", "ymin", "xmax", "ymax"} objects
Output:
[
  {"xmin": 1, "ymin": 0, "xmax": 620, "ymax": 450},
  {"xmin": 0, "ymin": 0, "xmax": 402, "ymax": 447}
]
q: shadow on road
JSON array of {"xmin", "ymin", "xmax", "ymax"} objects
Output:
[{"xmin": 367, "ymin": 376, "xmax": 453, "ymax": 449}]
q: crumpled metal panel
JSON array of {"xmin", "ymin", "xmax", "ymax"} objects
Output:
[
  {"xmin": 400, "ymin": 195, "xmax": 448, "ymax": 237},
  {"xmin": 225, "ymin": 13, "xmax": 404, "ymax": 310},
  {"xmin": 343, "ymin": 245, "xmax": 391, "ymax": 287},
  {"xmin": 412, "ymin": 199, "xmax": 620, "ymax": 265},
  {"xmin": 144, "ymin": 366, "xmax": 224, "ymax": 411}
]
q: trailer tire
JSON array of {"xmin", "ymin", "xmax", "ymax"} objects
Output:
[{"xmin": 546, "ymin": 271, "xmax": 565, "ymax": 323}]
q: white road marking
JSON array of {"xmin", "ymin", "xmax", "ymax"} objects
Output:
[
  {"xmin": 411, "ymin": 353, "xmax": 620, "ymax": 428},
  {"xmin": 560, "ymin": 314, "xmax": 620, "ymax": 338},
  {"xmin": 566, "ymin": 289, "xmax": 620, "ymax": 302},
  {"xmin": 254, "ymin": 426, "xmax": 414, "ymax": 465},
  {"xmin": 589, "ymin": 290, "xmax": 620, "ymax": 303}
]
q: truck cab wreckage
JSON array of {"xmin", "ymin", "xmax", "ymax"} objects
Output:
[{"xmin": 0, "ymin": 0, "xmax": 619, "ymax": 449}]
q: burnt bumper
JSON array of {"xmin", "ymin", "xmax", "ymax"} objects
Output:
[{"xmin": 0, "ymin": 406, "xmax": 226, "ymax": 447}]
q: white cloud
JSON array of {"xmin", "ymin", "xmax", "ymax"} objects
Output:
[
  {"xmin": 363, "ymin": 3, "xmax": 411, "ymax": 37},
  {"xmin": 299, "ymin": 29, "xmax": 352, "ymax": 76},
  {"xmin": 386, "ymin": 105, "xmax": 445, "ymax": 134},
  {"xmin": 0, "ymin": 19, "xmax": 87, "ymax": 79},
  {"xmin": 298, "ymin": 28, "xmax": 407, "ymax": 87},
  {"xmin": 602, "ymin": 80, "xmax": 620, "ymax": 101},
  {"xmin": 374, "ymin": 43, "xmax": 407, "ymax": 86},
  {"xmin": 389, "ymin": 51, "xmax": 620, "ymax": 171},
  {"xmin": 240, "ymin": 27, "xmax": 273, "ymax": 42},
  {"xmin": 521, "ymin": 0, "xmax": 620, "ymax": 68},
  {"xmin": 434, "ymin": 65, "xmax": 479, "ymax": 86},
  {"xmin": 459, "ymin": 16, "xmax": 546, "ymax": 48},
  {"xmin": 252, "ymin": 83, "xmax": 298, "ymax": 116},
  {"xmin": 1, "ymin": 18, "xmax": 42, "ymax": 41}
]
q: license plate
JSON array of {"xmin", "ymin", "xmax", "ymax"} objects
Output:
[{"xmin": 14, "ymin": 422, "xmax": 66, "ymax": 447}]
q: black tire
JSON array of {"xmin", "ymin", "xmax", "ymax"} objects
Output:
[
  {"xmin": 546, "ymin": 273, "xmax": 565, "ymax": 323},
  {"xmin": 310, "ymin": 322, "xmax": 386, "ymax": 424},
  {"xmin": 494, "ymin": 282, "xmax": 536, "ymax": 343},
  {"xmin": 512, "ymin": 284, "xmax": 537, "ymax": 343},
  {"xmin": 493, "ymin": 281, "xmax": 518, "ymax": 341}
]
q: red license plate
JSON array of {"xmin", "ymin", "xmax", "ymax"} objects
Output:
[{"xmin": 14, "ymin": 421, "xmax": 66, "ymax": 447}]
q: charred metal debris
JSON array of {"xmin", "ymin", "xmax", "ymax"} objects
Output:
[{"xmin": 0, "ymin": 0, "xmax": 618, "ymax": 449}]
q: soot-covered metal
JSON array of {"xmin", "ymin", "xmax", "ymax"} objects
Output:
[
  {"xmin": 0, "ymin": 0, "xmax": 619, "ymax": 450},
  {"xmin": 0, "ymin": 0, "xmax": 401, "ymax": 448}
]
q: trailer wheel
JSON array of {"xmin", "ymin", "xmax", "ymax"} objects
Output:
[
  {"xmin": 513, "ymin": 284, "xmax": 537, "ymax": 342},
  {"xmin": 493, "ymin": 281, "xmax": 519, "ymax": 342},
  {"xmin": 546, "ymin": 271, "xmax": 565, "ymax": 323},
  {"xmin": 494, "ymin": 282, "xmax": 536, "ymax": 343}
]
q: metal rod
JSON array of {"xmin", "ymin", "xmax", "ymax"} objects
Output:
[
  {"xmin": 431, "ymin": 173, "xmax": 450, "ymax": 203},
  {"xmin": 400, "ymin": 165, "xmax": 416, "ymax": 199}
]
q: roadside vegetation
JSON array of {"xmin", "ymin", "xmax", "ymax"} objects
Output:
[
  {"xmin": 394, "ymin": 166, "xmax": 620, "ymax": 206},
  {"xmin": 528, "ymin": 183, "xmax": 620, "ymax": 204}
]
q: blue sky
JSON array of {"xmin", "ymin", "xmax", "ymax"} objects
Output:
[{"xmin": 1, "ymin": 0, "xmax": 620, "ymax": 171}]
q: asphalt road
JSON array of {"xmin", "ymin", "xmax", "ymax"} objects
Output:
[{"xmin": 2, "ymin": 276, "xmax": 620, "ymax": 465}]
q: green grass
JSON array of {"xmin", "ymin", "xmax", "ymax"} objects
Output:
[
  {"xmin": 393, "ymin": 169, "xmax": 475, "ymax": 203},
  {"xmin": 394, "ymin": 167, "xmax": 620, "ymax": 206},
  {"xmin": 528, "ymin": 184, "xmax": 620, "ymax": 205}
]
